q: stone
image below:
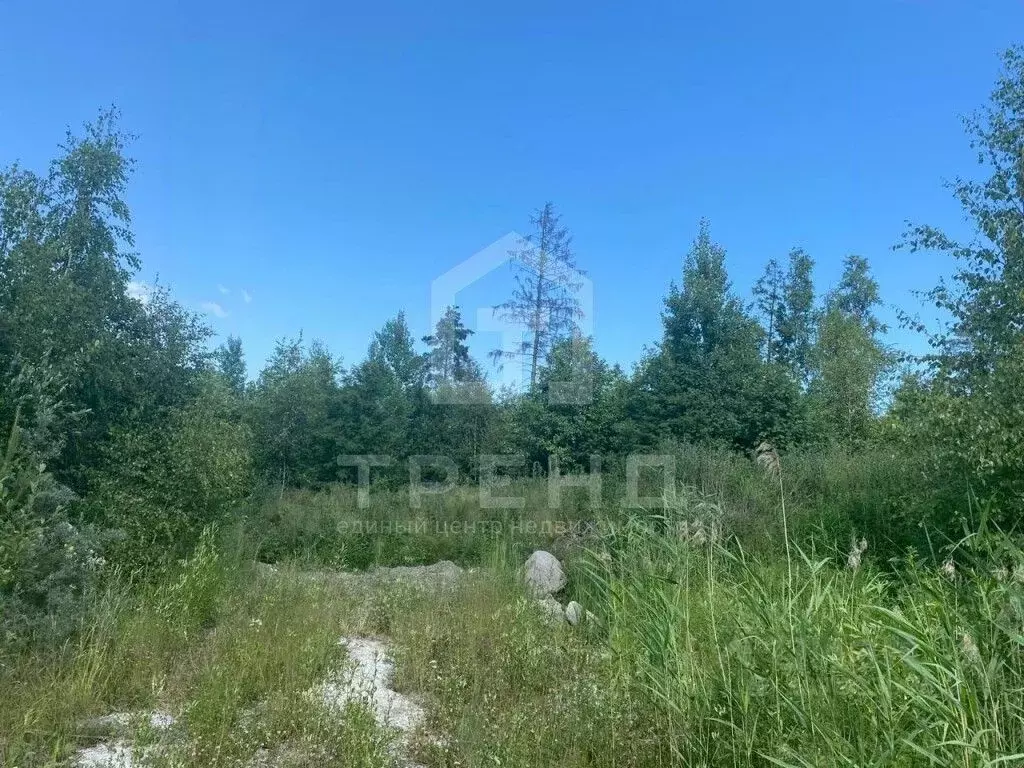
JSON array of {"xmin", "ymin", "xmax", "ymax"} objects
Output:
[
  {"xmin": 76, "ymin": 742, "xmax": 136, "ymax": 768},
  {"xmin": 523, "ymin": 550, "xmax": 566, "ymax": 597},
  {"xmin": 76, "ymin": 711, "xmax": 176, "ymax": 767},
  {"xmin": 564, "ymin": 601, "xmax": 583, "ymax": 626},
  {"xmin": 535, "ymin": 596, "xmax": 565, "ymax": 624},
  {"xmin": 318, "ymin": 637, "xmax": 425, "ymax": 734}
]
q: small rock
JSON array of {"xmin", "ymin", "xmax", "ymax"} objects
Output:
[
  {"xmin": 535, "ymin": 596, "xmax": 565, "ymax": 624},
  {"xmin": 75, "ymin": 712, "xmax": 175, "ymax": 767},
  {"xmin": 76, "ymin": 741, "xmax": 136, "ymax": 768},
  {"xmin": 564, "ymin": 601, "xmax": 583, "ymax": 626},
  {"xmin": 523, "ymin": 550, "xmax": 566, "ymax": 597}
]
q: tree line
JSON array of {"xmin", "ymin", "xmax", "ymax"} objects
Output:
[{"xmin": 220, "ymin": 209, "xmax": 893, "ymax": 486}]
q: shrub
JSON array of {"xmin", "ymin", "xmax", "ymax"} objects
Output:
[
  {"xmin": 0, "ymin": 361, "xmax": 101, "ymax": 650},
  {"xmin": 0, "ymin": 430, "xmax": 102, "ymax": 649},
  {"xmin": 86, "ymin": 377, "xmax": 253, "ymax": 569}
]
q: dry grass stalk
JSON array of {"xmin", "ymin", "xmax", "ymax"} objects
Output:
[{"xmin": 755, "ymin": 441, "xmax": 781, "ymax": 479}]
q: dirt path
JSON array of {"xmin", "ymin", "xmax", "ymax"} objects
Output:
[
  {"xmin": 75, "ymin": 563, "xmax": 460, "ymax": 768},
  {"xmin": 318, "ymin": 636, "xmax": 428, "ymax": 768}
]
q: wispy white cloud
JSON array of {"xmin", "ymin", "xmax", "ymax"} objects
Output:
[
  {"xmin": 241, "ymin": 289, "xmax": 253, "ymax": 304},
  {"xmin": 217, "ymin": 284, "xmax": 230, "ymax": 295},
  {"xmin": 127, "ymin": 280, "xmax": 153, "ymax": 304},
  {"xmin": 201, "ymin": 301, "xmax": 229, "ymax": 319}
]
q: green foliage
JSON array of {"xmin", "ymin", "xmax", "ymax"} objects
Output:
[
  {"xmin": 87, "ymin": 378, "xmax": 253, "ymax": 568},
  {"xmin": 153, "ymin": 526, "xmax": 226, "ymax": 637},
  {"xmin": 390, "ymin": 568, "xmax": 647, "ymax": 767},
  {"xmin": 779, "ymin": 247, "xmax": 816, "ymax": 381},
  {"xmin": 0, "ymin": 110, "xmax": 212, "ymax": 492},
  {"xmin": 5, "ymin": 47, "xmax": 1024, "ymax": 695},
  {"xmin": 806, "ymin": 255, "xmax": 892, "ymax": 446},
  {"xmin": 749, "ymin": 248, "xmax": 818, "ymax": 446},
  {"xmin": 213, "ymin": 334, "xmax": 247, "ymax": 395},
  {"xmin": 48, "ymin": 107, "xmax": 138, "ymax": 275},
  {"xmin": 753, "ymin": 255, "xmax": 787, "ymax": 364},
  {"xmin": 893, "ymin": 46, "xmax": 1024, "ymax": 526},
  {"xmin": 635, "ymin": 220, "xmax": 767, "ymax": 448},
  {"xmin": 512, "ymin": 335, "xmax": 629, "ymax": 469},
  {"xmin": 418, "ymin": 306, "xmax": 504, "ymax": 473},
  {"xmin": 250, "ymin": 483, "xmax": 560, "ymax": 569},
  {"xmin": 341, "ymin": 333, "xmax": 414, "ymax": 463},
  {"xmin": 1, "ymin": 536, "xmax": 391, "ymax": 768},
  {"xmin": 0, "ymin": 357, "xmax": 99, "ymax": 648},
  {"xmin": 0, "ymin": 422, "xmax": 100, "ymax": 649},
  {"xmin": 902, "ymin": 46, "xmax": 1024, "ymax": 377},
  {"xmin": 249, "ymin": 336, "xmax": 342, "ymax": 486},
  {"xmin": 423, "ymin": 305, "xmax": 477, "ymax": 386},
  {"xmin": 574, "ymin": 523, "xmax": 1024, "ymax": 766},
  {"xmin": 367, "ymin": 310, "xmax": 425, "ymax": 391}
]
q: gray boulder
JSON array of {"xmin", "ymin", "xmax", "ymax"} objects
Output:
[
  {"xmin": 564, "ymin": 601, "xmax": 583, "ymax": 626},
  {"xmin": 535, "ymin": 596, "xmax": 565, "ymax": 624},
  {"xmin": 523, "ymin": 550, "xmax": 567, "ymax": 597}
]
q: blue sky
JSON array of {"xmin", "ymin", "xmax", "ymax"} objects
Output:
[{"xmin": 2, "ymin": 0, "xmax": 1022, "ymax": 381}]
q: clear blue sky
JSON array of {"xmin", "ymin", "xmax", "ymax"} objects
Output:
[{"xmin": 3, "ymin": 0, "xmax": 1022, "ymax": 380}]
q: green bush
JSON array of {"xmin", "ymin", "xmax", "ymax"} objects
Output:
[
  {"xmin": 86, "ymin": 378, "xmax": 253, "ymax": 568},
  {"xmin": 0, "ymin": 434, "xmax": 102, "ymax": 649},
  {"xmin": 0, "ymin": 363, "xmax": 102, "ymax": 650},
  {"xmin": 662, "ymin": 440, "xmax": 946, "ymax": 562}
]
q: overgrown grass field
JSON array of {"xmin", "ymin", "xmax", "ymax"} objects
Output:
[
  {"xmin": 5, "ymin": 459, "xmax": 1024, "ymax": 767},
  {"xmin": 0, "ymin": 530, "xmax": 392, "ymax": 767}
]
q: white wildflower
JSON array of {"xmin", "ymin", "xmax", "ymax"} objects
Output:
[
  {"xmin": 847, "ymin": 537, "xmax": 868, "ymax": 570},
  {"xmin": 961, "ymin": 632, "xmax": 982, "ymax": 666}
]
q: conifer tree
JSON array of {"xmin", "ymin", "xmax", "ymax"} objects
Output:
[
  {"xmin": 642, "ymin": 219, "xmax": 763, "ymax": 446},
  {"xmin": 493, "ymin": 203, "xmax": 584, "ymax": 391},
  {"xmin": 423, "ymin": 306, "xmax": 476, "ymax": 386},
  {"xmin": 754, "ymin": 257, "xmax": 786, "ymax": 365}
]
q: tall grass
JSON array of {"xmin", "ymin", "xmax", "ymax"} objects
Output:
[
  {"xmin": 360, "ymin": 471, "xmax": 1024, "ymax": 767},
  {"xmin": 577, "ymin": 514, "xmax": 1024, "ymax": 766},
  {"xmin": 250, "ymin": 444, "xmax": 945, "ymax": 575},
  {"xmin": 385, "ymin": 553, "xmax": 668, "ymax": 767}
]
